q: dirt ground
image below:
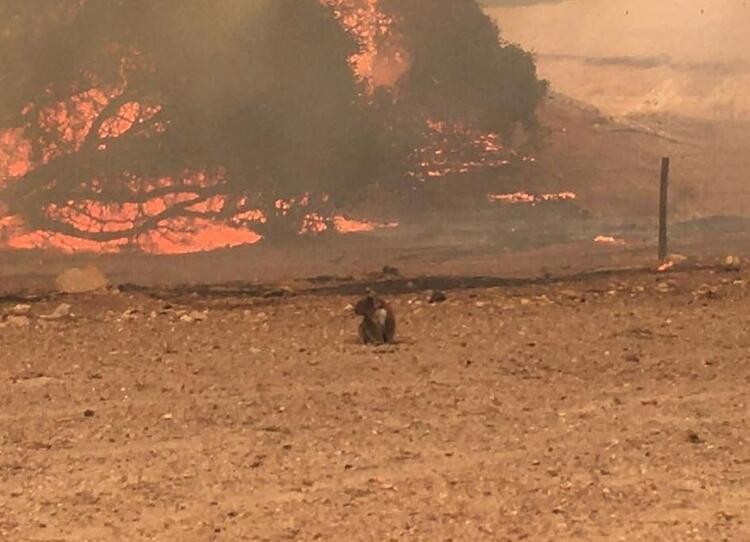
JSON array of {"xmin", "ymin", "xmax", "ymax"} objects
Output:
[{"xmin": 1, "ymin": 266, "xmax": 750, "ymax": 541}]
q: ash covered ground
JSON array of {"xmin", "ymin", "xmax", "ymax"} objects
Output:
[{"xmin": 2, "ymin": 266, "xmax": 749, "ymax": 540}]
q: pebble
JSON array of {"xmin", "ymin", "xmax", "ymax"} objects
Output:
[{"xmin": 40, "ymin": 303, "xmax": 72, "ymax": 320}]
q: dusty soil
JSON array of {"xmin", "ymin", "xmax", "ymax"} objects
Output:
[{"xmin": 2, "ymin": 266, "xmax": 750, "ymax": 541}]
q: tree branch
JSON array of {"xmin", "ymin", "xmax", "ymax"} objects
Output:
[{"xmin": 31, "ymin": 192, "xmax": 214, "ymax": 242}]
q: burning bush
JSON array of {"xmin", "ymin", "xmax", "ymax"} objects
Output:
[
  {"xmin": 0, "ymin": 0, "xmax": 546, "ymax": 251},
  {"xmin": 380, "ymin": 0, "xmax": 548, "ymax": 140}
]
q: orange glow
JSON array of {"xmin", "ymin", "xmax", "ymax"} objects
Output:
[
  {"xmin": 137, "ymin": 219, "xmax": 262, "ymax": 255},
  {"xmin": 299, "ymin": 213, "xmax": 399, "ymax": 234},
  {"xmin": 1, "ymin": 4, "xmax": 510, "ymax": 256},
  {"xmin": 593, "ymin": 235, "xmax": 626, "ymax": 246},
  {"xmin": 38, "ymin": 89, "xmax": 110, "ymax": 159},
  {"xmin": 335, "ymin": 214, "xmax": 398, "ymax": 233},
  {"xmin": 100, "ymin": 102, "xmax": 161, "ymax": 140},
  {"xmin": 323, "ymin": 0, "xmax": 409, "ymax": 89},
  {"xmin": 7, "ymin": 230, "xmax": 127, "ymax": 253},
  {"xmin": 0, "ymin": 129, "xmax": 31, "ymax": 180},
  {"xmin": 0, "ymin": 4, "xmax": 411, "ymax": 255},
  {"xmin": 488, "ymin": 191, "xmax": 577, "ymax": 204},
  {"xmin": 657, "ymin": 261, "xmax": 675, "ymax": 272},
  {"xmin": 415, "ymin": 121, "xmax": 513, "ymax": 179}
]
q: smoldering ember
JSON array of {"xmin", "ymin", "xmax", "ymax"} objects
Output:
[{"xmin": 2, "ymin": 1, "xmax": 750, "ymax": 539}]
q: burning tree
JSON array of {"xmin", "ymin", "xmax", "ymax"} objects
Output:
[
  {"xmin": 0, "ymin": 0, "xmax": 547, "ymax": 250},
  {"xmin": 0, "ymin": 0, "xmax": 407, "ymax": 245}
]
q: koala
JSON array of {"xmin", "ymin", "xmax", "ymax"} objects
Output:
[{"xmin": 354, "ymin": 290, "xmax": 396, "ymax": 345}]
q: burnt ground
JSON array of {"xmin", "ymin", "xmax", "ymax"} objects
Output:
[{"xmin": 1, "ymin": 266, "xmax": 750, "ymax": 541}]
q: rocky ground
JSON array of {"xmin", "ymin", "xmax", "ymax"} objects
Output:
[{"xmin": 1, "ymin": 266, "xmax": 750, "ymax": 541}]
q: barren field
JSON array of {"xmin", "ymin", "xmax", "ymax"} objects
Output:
[{"xmin": 1, "ymin": 266, "xmax": 750, "ymax": 541}]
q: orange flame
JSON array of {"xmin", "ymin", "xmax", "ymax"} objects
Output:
[
  {"xmin": 0, "ymin": 22, "xmax": 402, "ymax": 257},
  {"xmin": 415, "ymin": 120, "xmax": 512, "ymax": 179},
  {"xmin": 1, "ymin": 2, "xmax": 526, "ymax": 255},
  {"xmin": 488, "ymin": 191, "xmax": 577, "ymax": 205},
  {"xmin": 593, "ymin": 235, "xmax": 627, "ymax": 246},
  {"xmin": 0, "ymin": 129, "xmax": 31, "ymax": 179},
  {"xmin": 323, "ymin": 0, "xmax": 409, "ymax": 90}
]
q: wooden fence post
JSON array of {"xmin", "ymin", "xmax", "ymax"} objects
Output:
[{"xmin": 658, "ymin": 156, "xmax": 670, "ymax": 261}]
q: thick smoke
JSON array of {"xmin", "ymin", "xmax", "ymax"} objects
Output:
[
  {"xmin": 0, "ymin": 0, "xmax": 548, "ymax": 248},
  {"xmin": 485, "ymin": 0, "xmax": 750, "ymax": 119}
]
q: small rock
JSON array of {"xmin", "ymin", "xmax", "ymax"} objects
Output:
[
  {"xmin": 9, "ymin": 304, "xmax": 31, "ymax": 316},
  {"xmin": 4, "ymin": 315, "xmax": 31, "ymax": 328},
  {"xmin": 656, "ymin": 281, "xmax": 675, "ymax": 293},
  {"xmin": 624, "ymin": 353, "xmax": 640, "ymax": 363},
  {"xmin": 40, "ymin": 303, "xmax": 72, "ymax": 320},
  {"xmin": 724, "ymin": 255, "xmax": 742, "ymax": 272},
  {"xmin": 83, "ymin": 409, "xmax": 95, "ymax": 418},
  {"xmin": 121, "ymin": 308, "xmax": 139, "ymax": 321},
  {"xmin": 180, "ymin": 310, "xmax": 207, "ymax": 323},
  {"xmin": 686, "ymin": 431, "xmax": 703, "ymax": 444},
  {"xmin": 428, "ymin": 290, "xmax": 447, "ymax": 304},
  {"xmin": 693, "ymin": 284, "xmax": 719, "ymax": 300},
  {"xmin": 190, "ymin": 311, "xmax": 208, "ymax": 322},
  {"xmin": 190, "ymin": 310, "xmax": 208, "ymax": 321},
  {"xmin": 162, "ymin": 413, "xmax": 173, "ymax": 420},
  {"xmin": 716, "ymin": 511, "xmax": 736, "ymax": 522},
  {"xmin": 55, "ymin": 265, "xmax": 109, "ymax": 293}
]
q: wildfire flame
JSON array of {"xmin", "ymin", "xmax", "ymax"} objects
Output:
[
  {"xmin": 412, "ymin": 120, "xmax": 513, "ymax": 180},
  {"xmin": 488, "ymin": 191, "xmax": 577, "ymax": 205},
  {"xmin": 0, "ymin": 1, "xmax": 405, "ymax": 255},
  {"xmin": 324, "ymin": 0, "xmax": 410, "ymax": 90},
  {"xmin": 594, "ymin": 235, "xmax": 627, "ymax": 246},
  {"xmin": 0, "ymin": 0, "xmax": 551, "ymax": 256}
]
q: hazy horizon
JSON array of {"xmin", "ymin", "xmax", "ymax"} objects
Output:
[
  {"xmin": 487, "ymin": 0, "xmax": 750, "ymax": 119},
  {"xmin": 487, "ymin": 0, "xmax": 750, "ymax": 62}
]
